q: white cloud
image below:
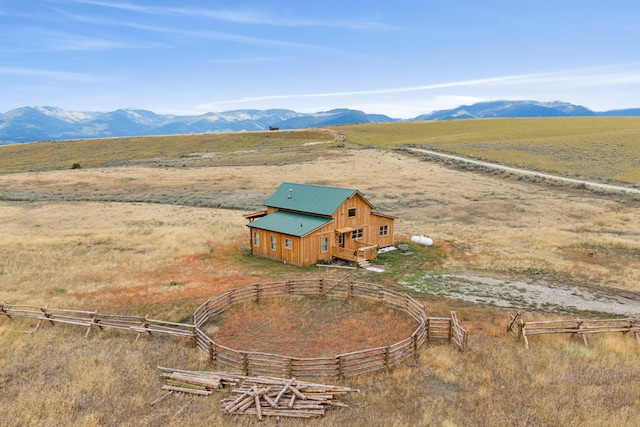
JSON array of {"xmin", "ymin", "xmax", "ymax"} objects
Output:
[
  {"xmin": 64, "ymin": 0, "xmax": 391, "ymax": 30},
  {"xmin": 0, "ymin": 66, "xmax": 110, "ymax": 82}
]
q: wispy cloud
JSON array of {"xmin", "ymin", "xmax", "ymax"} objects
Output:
[
  {"xmin": 126, "ymin": 22, "xmax": 310, "ymax": 48},
  {"xmin": 0, "ymin": 66, "xmax": 109, "ymax": 82},
  {"xmin": 196, "ymin": 73, "xmax": 557, "ymax": 109},
  {"xmin": 57, "ymin": 10, "xmax": 314, "ymax": 49},
  {"xmin": 37, "ymin": 29, "xmax": 156, "ymax": 51},
  {"xmin": 208, "ymin": 56, "xmax": 279, "ymax": 65},
  {"xmin": 197, "ymin": 67, "xmax": 640, "ymax": 110},
  {"xmin": 63, "ymin": 0, "xmax": 392, "ymax": 30}
]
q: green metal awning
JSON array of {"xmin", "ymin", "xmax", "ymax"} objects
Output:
[{"xmin": 246, "ymin": 210, "xmax": 332, "ymax": 237}]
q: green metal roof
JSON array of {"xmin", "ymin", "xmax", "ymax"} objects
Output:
[
  {"xmin": 263, "ymin": 182, "xmax": 359, "ymax": 216},
  {"xmin": 247, "ymin": 210, "xmax": 333, "ymax": 237}
]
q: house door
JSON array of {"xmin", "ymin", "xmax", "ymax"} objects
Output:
[{"xmin": 338, "ymin": 234, "xmax": 345, "ymax": 248}]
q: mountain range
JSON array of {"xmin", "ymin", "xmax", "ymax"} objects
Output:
[{"xmin": 1, "ymin": 100, "xmax": 639, "ymax": 145}]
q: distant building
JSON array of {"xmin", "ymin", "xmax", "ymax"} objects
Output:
[{"xmin": 245, "ymin": 182, "xmax": 395, "ymax": 267}]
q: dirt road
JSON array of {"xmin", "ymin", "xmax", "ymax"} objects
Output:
[{"xmin": 406, "ymin": 147, "xmax": 640, "ymax": 195}]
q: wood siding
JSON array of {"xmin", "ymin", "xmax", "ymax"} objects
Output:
[
  {"xmin": 248, "ymin": 222, "xmax": 335, "ymax": 267},
  {"xmin": 248, "ymin": 192, "xmax": 395, "ymax": 267}
]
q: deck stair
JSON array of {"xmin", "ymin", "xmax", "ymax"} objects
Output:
[{"xmin": 356, "ymin": 259, "xmax": 371, "ymax": 268}]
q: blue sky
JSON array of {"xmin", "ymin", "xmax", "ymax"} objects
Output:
[{"xmin": 2, "ymin": 0, "xmax": 640, "ymax": 118}]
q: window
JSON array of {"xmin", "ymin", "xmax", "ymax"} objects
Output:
[
  {"xmin": 253, "ymin": 232, "xmax": 260, "ymax": 246},
  {"xmin": 337, "ymin": 234, "xmax": 344, "ymax": 247},
  {"xmin": 321, "ymin": 237, "xmax": 328, "ymax": 252},
  {"xmin": 348, "ymin": 208, "xmax": 356, "ymax": 218},
  {"xmin": 351, "ymin": 229, "xmax": 363, "ymax": 239},
  {"xmin": 379, "ymin": 225, "xmax": 388, "ymax": 237},
  {"xmin": 270, "ymin": 236, "xmax": 277, "ymax": 251},
  {"xmin": 285, "ymin": 238, "xmax": 292, "ymax": 249}
]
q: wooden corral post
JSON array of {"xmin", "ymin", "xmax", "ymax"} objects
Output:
[
  {"xmin": 338, "ymin": 356, "xmax": 343, "ymax": 382},
  {"xmin": 0, "ymin": 302, "xmax": 11, "ymax": 320},
  {"xmin": 517, "ymin": 320, "xmax": 524, "ymax": 341},
  {"xmin": 243, "ymin": 352, "xmax": 249, "ymax": 376},
  {"xmin": 572, "ymin": 318, "xmax": 589, "ymax": 346},
  {"xmin": 208, "ymin": 340, "xmax": 215, "ymax": 363},
  {"xmin": 85, "ymin": 311, "xmax": 101, "ymax": 338},
  {"xmin": 413, "ymin": 334, "xmax": 419, "ymax": 362},
  {"xmin": 288, "ymin": 358, "xmax": 294, "ymax": 378},
  {"xmin": 521, "ymin": 324, "xmax": 530, "ymax": 349},
  {"xmin": 255, "ymin": 283, "xmax": 261, "ymax": 302},
  {"xmin": 385, "ymin": 346, "xmax": 390, "ymax": 372},
  {"xmin": 36, "ymin": 306, "xmax": 54, "ymax": 330}
]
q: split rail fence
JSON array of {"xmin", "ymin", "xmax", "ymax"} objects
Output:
[
  {"xmin": 508, "ymin": 312, "xmax": 640, "ymax": 349},
  {"xmin": 192, "ymin": 277, "xmax": 468, "ymax": 381},
  {"xmin": 0, "ymin": 278, "xmax": 468, "ymax": 380},
  {"xmin": 0, "ymin": 302, "xmax": 194, "ymax": 340}
]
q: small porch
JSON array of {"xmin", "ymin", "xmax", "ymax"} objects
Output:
[{"xmin": 331, "ymin": 241, "xmax": 379, "ymax": 268}]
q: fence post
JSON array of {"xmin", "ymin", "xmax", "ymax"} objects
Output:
[
  {"xmin": 338, "ymin": 356, "xmax": 343, "ymax": 382},
  {"xmin": 288, "ymin": 358, "xmax": 293, "ymax": 378},
  {"xmin": 243, "ymin": 352, "xmax": 249, "ymax": 376},
  {"xmin": 0, "ymin": 302, "xmax": 12, "ymax": 320},
  {"xmin": 208, "ymin": 340, "xmax": 215, "ymax": 363},
  {"xmin": 385, "ymin": 346, "xmax": 390, "ymax": 372},
  {"xmin": 413, "ymin": 334, "xmax": 419, "ymax": 362}
]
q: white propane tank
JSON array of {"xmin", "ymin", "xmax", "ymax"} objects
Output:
[{"xmin": 411, "ymin": 235, "xmax": 433, "ymax": 246}]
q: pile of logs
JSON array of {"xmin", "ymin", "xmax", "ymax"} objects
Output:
[
  {"xmin": 156, "ymin": 367, "xmax": 358, "ymax": 420},
  {"xmin": 157, "ymin": 367, "xmax": 242, "ymax": 395}
]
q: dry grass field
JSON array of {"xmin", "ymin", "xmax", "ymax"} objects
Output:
[{"xmin": 1, "ymin": 118, "xmax": 639, "ymax": 426}]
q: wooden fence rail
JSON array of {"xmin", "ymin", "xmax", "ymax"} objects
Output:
[
  {"xmin": 507, "ymin": 312, "xmax": 640, "ymax": 349},
  {"xmin": 0, "ymin": 302, "xmax": 194, "ymax": 339},
  {"xmin": 192, "ymin": 277, "xmax": 468, "ymax": 380},
  {"xmin": 0, "ymin": 278, "xmax": 469, "ymax": 380}
]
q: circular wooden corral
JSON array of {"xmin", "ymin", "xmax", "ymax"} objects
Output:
[{"xmin": 192, "ymin": 278, "xmax": 430, "ymax": 381}]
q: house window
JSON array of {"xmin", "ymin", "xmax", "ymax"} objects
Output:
[
  {"xmin": 270, "ymin": 236, "xmax": 277, "ymax": 251},
  {"xmin": 321, "ymin": 237, "xmax": 328, "ymax": 252},
  {"xmin": 285, "ymin": 238, "xmax": 292, "ymax": 249},
  {"xmin": 348, "ymin": 208, "xmax": 356, "ymax": 218},
  {"xmin": 379, "ymin": 225, "xmax": 388, "ymax": 237},
  {"xmin": 253, "ymin": 232, "xmax": 260, "ymax": 246},
  {"xmin": 352, "ymin": 229, "xmax": 363, "ymax": 239}
]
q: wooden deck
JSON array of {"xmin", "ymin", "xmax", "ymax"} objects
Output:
[{"xmin": 331, "ymin": 242, "xmax": 378, "ymax": 266}]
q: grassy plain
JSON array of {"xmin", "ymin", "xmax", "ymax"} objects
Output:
[
  {"xmin": 338, "ymin": 117, "xmax": 640, "ymax": 185},
  {"xmin": 1, "ymin": 118, "xmax": 639, "ymax": 426}
]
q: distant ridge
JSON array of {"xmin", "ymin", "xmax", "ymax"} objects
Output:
[
  {"xmin": 412, "ymin": 100, "xmax": 597, "ymax": 120},
  {"xmin": 1, "ymin": 101, "xmax": 639, "ymax": 145}
]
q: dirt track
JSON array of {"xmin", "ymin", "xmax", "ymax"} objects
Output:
[{"xmin": 406, "ymin": 147, "xmax": 640, "ymax": 195}]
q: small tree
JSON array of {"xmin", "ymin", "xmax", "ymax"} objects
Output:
[{"xmin": 71, "ymin": 163, "xmax": 82, "ymax": 169}]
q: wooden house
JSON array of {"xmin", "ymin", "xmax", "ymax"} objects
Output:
[{"xmin": 245, "ymin": 182, "xmax": 395, "ymax": 267}]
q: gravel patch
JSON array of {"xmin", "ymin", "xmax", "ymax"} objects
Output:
[{"xmin": 399, "ymin": 272, "xmax": 640, "ymax": 317}]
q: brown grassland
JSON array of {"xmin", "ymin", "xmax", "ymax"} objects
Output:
[{"xmin": 0, "ymin": 117, "xmax": 639, "ymax": 426}]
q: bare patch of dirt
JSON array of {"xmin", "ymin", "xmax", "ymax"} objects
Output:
[
  {"xmin": 211, "ymin": 297, "xmax": 417, "ymax": 358},
  {"xmin": 399, "ymin": 272, "xmax": 640, "ymax": 317}
]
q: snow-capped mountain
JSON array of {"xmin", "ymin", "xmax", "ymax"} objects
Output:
[
  {"xmin": 1, "ymin": 101, "xmax": 639, "ymax": 145},
  {"xmin": 412, "ymin": 100, "xmax": 597, "ymax": 120},
  {"xmin": 0, "ymin": 107, "xmax": 392, "ymax": 145}
]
